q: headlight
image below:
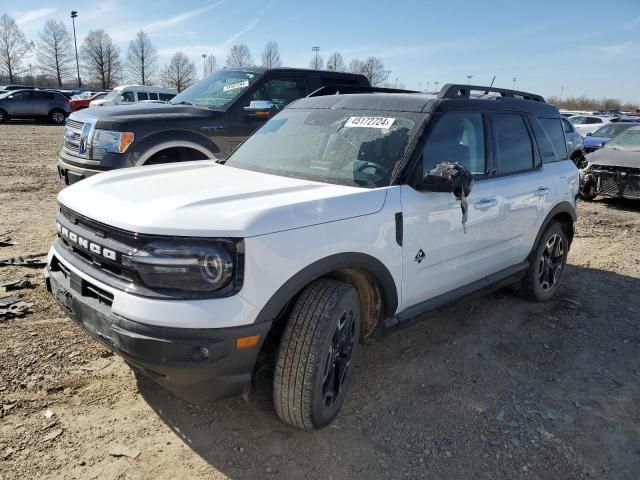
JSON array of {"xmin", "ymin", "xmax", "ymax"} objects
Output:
[
  {"xmin": 90, "ymin": 129, "xmax": 134, "ymax": 160},
  {"xmin": 124, "ymin": 241, "xmax": 236, "ymax": 294}
]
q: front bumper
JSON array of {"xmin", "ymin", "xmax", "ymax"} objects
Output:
[
  {"xmin": 57, "ymin": 149, "xmax": 131, "ymax": 185},
  {"xmin": 45, "ymin": 261, "xmax": 271, "ymax": 403}
]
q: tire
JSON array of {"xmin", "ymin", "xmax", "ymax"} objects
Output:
[
  {"xmin": 0, "ymin": 109, "xmax": 7, "ymax": 123},
  {"xmin": 518, "ymin": 221, "xmax": 569, "ymax": 302},
  {"xmin": 49, "ymin": 109, "xmax": 66, "ymax": 125},
  {"xmin": 273, "ymin": 279, "xmax": 361, "ymax": 430}
]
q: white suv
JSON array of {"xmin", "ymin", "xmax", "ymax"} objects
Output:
[{"xmin": 45, "ymin": 84, "xmax": 579, "ymax": 430}]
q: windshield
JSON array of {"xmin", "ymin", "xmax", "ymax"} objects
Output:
[
  {"xmin": 225, "ymin": 108, "xmax": 422, "ymax": 188},
  {"xmin": 605, "ymin": 128, "xmax": 640, "ymax": 151},
  {"xmin": 170, "ymin": 70, "xmax": 259, "ymax": 109},
  {"xmin": 592, "ymin": 123, "xmax": 633, "ymax": 138},
  {"xmin": 102, "ymin": 90, "xmax": 122, "ymax": 101}
]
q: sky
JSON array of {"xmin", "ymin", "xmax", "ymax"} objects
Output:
[{"xmin": 3, "ymin": 0, "xmax": 640, "ymax": 103}]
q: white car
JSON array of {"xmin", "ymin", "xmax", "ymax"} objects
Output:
[
  {"xmin": 569, "ymin": 115, "xmax": 609, "ymax": 136},
  {"xmin": 45, "ymin": 84, "xmax": 578, "ymax": 430},
  {"xmin": 90, "ymin": 85, "xmax": 177, "ymax": 107}
]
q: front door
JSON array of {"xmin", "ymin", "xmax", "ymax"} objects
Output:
[
  {"xmin": 6, "ymin": 90, "xmax": 33, "ymax": 116},
  {"xmin": 401, "ymin": 110, "xmax": 506, "ymax": 309}
]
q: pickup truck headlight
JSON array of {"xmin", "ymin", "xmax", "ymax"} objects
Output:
[
  {"xmin": 124, "ymin": 241, "xmax": 236, "ymax": 293},
  {"xmin": 91, "ymin": 129, "xmax": 134, "ymax": 160}
]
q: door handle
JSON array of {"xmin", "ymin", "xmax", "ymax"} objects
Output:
[
  {"xmin": 474, "ymin": 197, "xmax": 497, "ymax": 209},
  {"xmin": 534, "ymin": 187, "xmax": 550, "ymax": 197}
]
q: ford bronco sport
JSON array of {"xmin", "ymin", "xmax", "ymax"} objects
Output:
[
  {"xmin": 57, "ymin": 67, "xmax": 369, "ymax": 185},
  {"xmin": 45, "ymin": 84, "xmax": 578, "ymax": 430}
]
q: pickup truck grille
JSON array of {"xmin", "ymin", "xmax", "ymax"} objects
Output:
[{"xmin": 63, "ymin": 119, "xmax": 88, "ymax": 157}]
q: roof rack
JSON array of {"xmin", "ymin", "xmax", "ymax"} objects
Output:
[
  {"xmin": 307, "ymin": 85, "xmax": 419, "ymax": 97},
  {"xmin": 437, "ymin": 84, "xmax": 546, "ymax": 103}
]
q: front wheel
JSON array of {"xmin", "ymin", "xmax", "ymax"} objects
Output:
[
  {"xmin": 518, "ymin": 221, "xmax": 569, "ymax": 302},
  {"xmin": 273, "ymin": 279, "xmax": 361, "ymax": 430}
]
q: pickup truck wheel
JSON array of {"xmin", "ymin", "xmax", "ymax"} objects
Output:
[
  {"xmin": 274, "ymin": 279, "xmax": 361, "ymax": 430},
  {"xmin": 49, "ymin": 109, "xmax": 66, "ymax": 124},
  {"xmin": 519, "ymin": 221, "xmax": 568, "ymax": 302}
]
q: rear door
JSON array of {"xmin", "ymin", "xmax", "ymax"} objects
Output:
[{"xmin": 32, "ymin": 91, "xmax": 54, "ymax": 116}]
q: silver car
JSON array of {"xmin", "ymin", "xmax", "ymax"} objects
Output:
[
  {"xmin": 0, "ymin": 89, "xmax": 71, "ymax": 124},
  {"xmin": 562, "ymin": 117, "xmax": 584, "ymax": 165}
]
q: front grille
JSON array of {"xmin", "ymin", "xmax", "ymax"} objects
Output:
[
  {"xmin": 594, "ymin": 166, "xmax": 640, "ymax": 200},
  {"xmin": 65, "ymin": 119, "xmax": 84, "ymax": 130},
  {"xmin": 63, "ymin": 119, "xmax": 88, "ymax": 157}
]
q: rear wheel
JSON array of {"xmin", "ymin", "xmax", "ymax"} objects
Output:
[
  {"xmin": 49, "ymin": 109, "xmax": 66, "ymax": 125},
  {"xmin": 518, "ymin": 221, "xmax": 569, "ymax": 302},
  {"xmin": 273, "ymin": 279, "xmax": 361, "ymax": 430}
]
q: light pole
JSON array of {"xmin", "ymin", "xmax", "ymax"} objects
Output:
[
  {"xmin": 426, "ymin": 81, "xmax": 430, "ymax": 92},
  {"xmin": 70, "ymin": 11, "xmax": 81, "ymax": 88},
  {"xmin": 311, "ymin": 46, "xmax": 320, "ymax": 69},
  {"xmin": 202, "ymin": 54, "xmax": 207, "ymax": 78},
  {"xmin": 466, "ymin": 75, "xmax": 473, "ymax": 85},
  {"xmin": 434, "ymin": 81, "xmax": 439, "ymax": 92},
  {"xmin": 512, "ymin": 77, "xmax": 517, "ymax": 90},
  {"xmin": 385, "ymin": 69, "xmax": 391, "ymax": 87},
  {"xmin": 560, "ymin": 86, "xmax": 564, "ymax": 102}
]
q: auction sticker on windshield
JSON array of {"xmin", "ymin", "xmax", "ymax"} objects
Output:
[
  {"xmin": 344, "ymin": 116, "xmax": 395, "ymax": 129},
  {"xmin": 223, "ymin": 80, "xmax": 250, "ymax": 92}
]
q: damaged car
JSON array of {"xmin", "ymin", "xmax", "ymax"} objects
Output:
[{"xmin": 580, "ymin": 125, "xmax": 640, "ymax": 201}]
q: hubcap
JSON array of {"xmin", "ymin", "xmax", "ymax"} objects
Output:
[
  {"xmin": 53, "ymin": 112, "xmax": 65, "ymax": 123},
  {"xmin": 538, "ymin": 234, "xmax": 564, "ymax": 291},
  {"xmin": 321, "ymin": 308, "xmax": 356, "ymax": 409}
]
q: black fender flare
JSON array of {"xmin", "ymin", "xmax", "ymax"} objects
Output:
[
  {"xmin": 131, "ymin": 130, "xmax": 223, "ymax": 165},
  {"xmin": 254, "ymin": 252, "xmax": 399, "ymax": 324},
  {"xmin": 528, "ymin": 201, "xmax": 577, "ymax": 261}
]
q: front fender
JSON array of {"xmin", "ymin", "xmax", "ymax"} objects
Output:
[{"xmin": 131, "ymin": 130, "xmax": 223, "ymax": 165}]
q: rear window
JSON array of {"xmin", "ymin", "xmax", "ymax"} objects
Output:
[
  {"xmin": 492, "ymin": 114, "xmax": 535, "ymax": 174},
  {"xmin": 536, "ymin": 118, "xmax": 568, "ymax": 163}
]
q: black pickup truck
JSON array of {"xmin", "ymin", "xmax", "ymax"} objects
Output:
[{"xmin": 58, "ymin": 67, "xmax": 370, "ymax": 184}]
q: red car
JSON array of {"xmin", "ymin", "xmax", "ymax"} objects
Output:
[{"xmin": 70, "ymin": 92, "xmax": 107, "ymax": 112}]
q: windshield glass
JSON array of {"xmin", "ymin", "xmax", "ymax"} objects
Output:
[
  {"xmin": 592, "ymin": 123, "xmax": 633, "ymax": 138},
  {"xmin": 605, "ymin": 128, "xmax": 640, "ymax": 151},
  {"xmin": 170, "ymin": 70, "xmax": 258, "ymax": 108},
  {"xmin": 225, "ymin": 108, "xmax": 422, "ymax": 188},
  {"xmin": 102, "ymin": 90, "xmax": 122, "ymax": 101}
]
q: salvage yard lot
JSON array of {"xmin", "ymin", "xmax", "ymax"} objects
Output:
[{"xmin": 1, "ymin": 122, "xmax": 639, "ymax": 480}]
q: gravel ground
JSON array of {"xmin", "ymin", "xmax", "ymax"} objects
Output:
[{"xmin": 0, "ymin": 122, "xmax": 639, "ymax": 480}]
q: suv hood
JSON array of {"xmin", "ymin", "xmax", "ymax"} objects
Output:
[
  {"xmin": 57, "ymin": 162, "xmax": 388, "ymax": 237},
  {"xmin": 587, "ymin": 147, "xmax": 640, "ymax": 169}
]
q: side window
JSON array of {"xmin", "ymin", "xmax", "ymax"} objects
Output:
[
  {"xmin": 537, "ymin": 118, "xmax": 569, "ymax": 162},
  {"xmin": 561, "ymin": 118, "xmax": 574, "ymax": 134},
  {"xmin": 148, "ymin": 92, "xmax": 158, "ymax": 100},
  {"xmin": 159, "ymin": 93, "xmax": 175, "ymax": 101},
  {"xmin": 252, "ymin": 76, "xmax": 307, "ymax": 109},
  {"xmin": 11, "ymin": 91, "xmax": 31, "ymax": 100},
  {"xmin": 137, "ymin": 92, "xmax": 149, "ymax": 100},
  {"xmin": 492, "ymin": 114, "xmax": 535, "ymax": 174},
  {"xmin": 422, "ymin": 111, "xmax": 486, "ymax": 176},
  {"xmin": 121, "ymin": 91, "xmax": 135, "ymax": 102},
  {"xmin": 586, "ymin": 117, "xmax": 602, "ymax": 124}
]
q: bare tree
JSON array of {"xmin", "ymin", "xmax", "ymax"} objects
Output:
[
  {"xmin": 326, "ymin": 52, "xmax": 345, "ymax": 72},
  {"xmin": 0, "ymin": 14, "xmax": 33, "ymax": 83},
  {"xmin": 36, "ymin": 19, "xmax": 74, "ymax": 87},
  {"xmin": 360, "ymin": 56, "xmax": 386, "ymax": 86},
  {"xmin": 309, "ymin": 53, "xmax": 324, "ymax": 70},
  {"xmin": 204, "ymin": 55, "xmax": 217, "ymax": 76},
  {"xmin": 348, "ymin": 58, "xmax": 365, "ymax": 75},
  {"xmin": 126, "ymin": 30, "xmax": 157, "ymax": 85},
  {"xmin": 226, "ymin": 44, "xmax": 253, "ymax": 67},
  {"xmin": 81, "ymin": 29, "xmax": 122, "ymax": 89},
  {"xmin": 161, "ymin": 52, "xmax": 196, "ymax": 92},
  {"xmin": 261, "ymin": 40, "xmax": 281, "ymax": 68}
]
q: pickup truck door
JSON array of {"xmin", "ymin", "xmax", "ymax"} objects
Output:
[
  {"xmin": 400, "ymin": 110, "xmax": 506, "ymax": 309},
  {"xmin": 226, "ymin": 75, "xmax": 309, "ymax": 155}
]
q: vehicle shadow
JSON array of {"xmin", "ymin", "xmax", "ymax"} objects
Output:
[
  {"xmin": 2, "ymin": 119, "xmax": 62, "ymax": 126},
  {"xmin": 595, "ymin": 197, "xmax": 640, "ymax": 212},
  {"xmin": 137, "ymin": 264, "xmax": 640, "ymax": 479}
]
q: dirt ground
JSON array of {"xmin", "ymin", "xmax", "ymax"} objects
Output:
[{"xmin": 0, "ymin": 122, "xmax": 639, "ymax": 480}]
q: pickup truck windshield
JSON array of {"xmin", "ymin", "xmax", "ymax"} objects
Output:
[
  {"xmin": 225, "ymin": 108, "xmax": 422, "ymax": 188},
  {"xmin": 170, "ymin": 70, "xmax": 259, "ymax": 109}
]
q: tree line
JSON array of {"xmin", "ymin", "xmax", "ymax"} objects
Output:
[
  {"xmin": 547, "ymin": 95, "xmax": 638, "ymax": 112},
  {"xmin": 0, "ymin": 13, "xmax": 397, "ymax": 92}
]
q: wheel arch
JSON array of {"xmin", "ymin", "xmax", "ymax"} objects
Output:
[
  {"xmin": 134, "ymin": 132, "xmax": 222, "ymax": 166},
  {"xmin": 254, "ymin": 252, "xmax": 399, "ymax": 338},
  {"xmin": 529, "ymin": 201, "xmax": 576, "ymax": 262}
]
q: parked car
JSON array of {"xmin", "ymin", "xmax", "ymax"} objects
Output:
[
  {"xmin": 45, "ymin": 83, "xmax": 578, "ymax": 429},
  {"xmin": 89, "ymin": 85, "xmax": 177, "ymax": 107},
  {"xmin": 580, "ymin": 125, "xmax": 640, "ymax": 201},
  {"xmin": 0, "ymin": 89, "xmax": 70, "ymax": 124},
  {"xmin": 58, "ymin": 67, "xmax": 371, "ymax": 184},
  {"xmin": 569, "ymin": 115, "xmax": 609, "ymax": 136},
  {"xmin": 561, "ymin": 117, "xmax": 584, "ymax": 161},
  {"xmin": 582, "ymin": 122, "xmax": 639, "ymax": 154},
  {"xmin": 0, "ymin": 84, "xmax": 34, "ymax": 91},
  {"xmin": 70, "ymin": 92, "xmax": 107, "ymax": 112}
]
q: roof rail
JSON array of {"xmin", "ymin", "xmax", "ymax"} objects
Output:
[
  {"xmin": 307, "ymin": 85, "xmax": 419, "ymax": 97},
  {"xmin": 437, "ymin": 84, "xmax": 546, "ymax": 103}
]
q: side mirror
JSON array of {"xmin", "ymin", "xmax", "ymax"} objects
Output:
[
  {"xmin": 418, "ymin": 161, "xmax": 473, "ymax": 198},
  {"xmin": 586, "ymin": 132, "xmax": 592, "ymax": 136},
  {"xmin": 244, "ymin": 100, "xmax": 275, "ymax": 119}
]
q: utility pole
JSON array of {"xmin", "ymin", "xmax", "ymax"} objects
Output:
[
  {"xmin": 311, "ymin": 46, "xmax": 319, "ymax": 69},
  {"xmin": 434, "ymin": 81, "xmax": 439, "ymax": 92},
  {"xmin": 202, "ymin": 53, "xmax": 207, "ymax": 78},
  {"xmin": 426, "ymin": 81, "xmax": 430, "ymax": 92},
  {"xmin": 385, "ymin": 69, "xmax": 391, "ymax": 87},
  {"xmin": 70, "ymin": 11, "xmax": 81, "ymax": 88},
  {"xmin": 512, "ymin": 77, "xmax": 517, "ymax": 90},
  {"xmin": 560, "ymin": 86, "xmax": 564, "ymax": 101},
  {"xmin": 466, "ymin": 75, "xmax": 473, "ymax": 85}
]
